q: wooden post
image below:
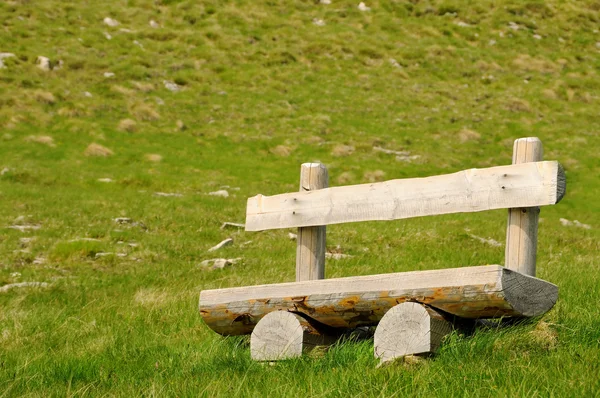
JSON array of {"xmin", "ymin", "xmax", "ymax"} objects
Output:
[
  {"xmin": 374, "ymin": 302, "xmax": 452, "ymax": 364},
  {"xmin": 296, "ymin": 163, "xmax": 328, "ymax": 281},
  {"xmin": 505, "ymin": 137, "xmax": 543, "ymax": 276}
]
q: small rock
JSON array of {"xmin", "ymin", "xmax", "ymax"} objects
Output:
[
  {"xmin": 199, "ymin": 257, "xmax": 241, "ymax": 270},
  {"xmin": 533, "ymin": 34, "xmax": 542, "ymax": 40},
  {"xmin": 175, "ymin": 120, "xmax": 186, "ymax": 131},
  {"xmin": 0, "ymin": 52, "xmax": 15, "ymax": 69},
  {"xmin": 320, "ymin": 0, "xmax": 331, "ymax": 3},
  {"xmin": 36, "ymin": 56, "xmax": 51, "ymax": 71},
  {"xmin": 163, "ymin": 80, "xmax": 181, "ymax": 92},
  {"xmin": 149, "ymin": 20, "xmax": 160, "ymax": 28},
  {"xmin": 388, "ymin": 58, "xmax": 402, "ymax": 68},
  {"xmin": 8, "ymin": 225, "xmax": 41, "ymax": 232},
  {"xmin": 119, "ymin": 28, "xmax": 134, "ymax": 33},
  {"xmin": 154, "ymin": 192, "xmax": 183, "ymax": 197},
  {"xmin": 209, "ymin": 190, "xmax": 229, "ymax": 198},
  {"xmin": 0, "ymin": 282, "xmax": 49, "ymax": 293},
  {"xmin": 455, "ymin": 21, "xmax": 470, "ymax": 28},
  {"xmin": 313, "ymin": 18, "xmax": 326, "ymax": 26},
  {"xmin": 396, "ymin": 154, "xmax": 421, "ymax": 162},
  {"xmin": 208, "ymin": 238, "xmax": 233, "ymax": 252},
  {"xmin": 103, "ymin": 17, "xmax": 119, "ymax": 27},
  {"xmin": 220, "ymin": 222, "xmax": 245, "ymax": 230},
  {"xmin": 103, "ymin": 72, "xmax": 115, "ymax": 78},
  {"xmin": 358, "ymin": 2, "xmax": 371, "ymax": 11},
  {"xmin": 1, "ymin": 167, "xmax": 10, "ymax": 175},
  {"xmin": 84, "ymin": 143, "xmax": 114, "ymax": 157},
  {"xmin": 97, "ymin": 178, "xmax": 113, "ymax": 183},
  {"xmin": 560, "ymin": 218, "xmax": 591, "ymax": 229},
  {"xmin": 488, "ymin": 39, "xmax": 496, "ymax": 46},
  {"xmin": 154, "ymin": 97, "xmax": 165, "ymax": 106},
  {"xmin": 32, "ymin": 257, "xmax": 46, "ymax": 265},
  {"xmin": 326, "ymin": 253, "xmax": 353, "ymax": 260},
  {"xmin": 104, "ymin": 32, "xmax": 112, "ymax": 40},
  {"xmin": 10, "ymin": 272, "xmax": 21, "ymax": 278},
  {"xmin": 468, "ymin": 233, "xmax": 501, "ymax": 247},
  {"xmin": 83, "ymin": 91, "xmax": 93, "ymax": 98},
  {"xmin": 114, "ymin": 217, "xmax": 133, "ymax": 224},
  {"xmin": 373, "ymin": 146, "xmax": 410, "ymax": 156},
  {"xmin": 288, "ymin": 232, "xmax": 297, "ymax": 240},
  {"xmin": 133, "ymin": 40, "xmax": 144, "ymax": 50},
  {"xmin": 95, "ymin": 252, "xmax": 114, "ymax": 258},
  {"xmin": 68, "ymin": 237, "xmax": 101, "ymax": 242}
]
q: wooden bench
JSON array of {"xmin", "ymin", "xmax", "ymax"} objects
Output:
[{"xmin": 199, "ymin": 137, "xmax": 566, "ymax": 364}]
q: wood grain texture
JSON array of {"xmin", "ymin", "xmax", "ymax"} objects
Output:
[
  {"xmin": 374, "ymin": 302, "xmax": 452, "ymax": 363},
  {"xmin": 505, "ymin": 138, "xmax": 544, "ymax": 276},
  {"xmin": 199, "ymin": 265, "xmax": 558, "ymax": 335},
  {"xmin": 296, "ymin": 163, "xmax": 328, "ymax": 282},
  {"xmin": 246, "ymin": 161, "xmax": 566, "ymax": 231},
  {"xmin": 250, "ymin": 311, "xmax": 337, "ymax": 361}
]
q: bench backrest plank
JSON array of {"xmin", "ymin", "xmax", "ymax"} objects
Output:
[{"xmin": 246, "ymin": 160, "xmax": 565, "ymax": 232}]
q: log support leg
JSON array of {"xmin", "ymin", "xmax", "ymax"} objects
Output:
[
  {"xmin": 250, "ymin": 311, "xmax": 336, "ymax": 361},
  {"xmin": 374, "ymin": 302, "xmax": 452, "ymax": 364}
]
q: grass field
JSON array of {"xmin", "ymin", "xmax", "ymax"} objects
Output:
[{"xmin": 1, "ymin": 0, "xmax": 599, "ymax": 396}]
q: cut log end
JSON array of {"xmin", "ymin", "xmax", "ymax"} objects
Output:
[
  {"xmin": 501, "ymin": 268, "xmax": 558, "ymax": 317},
  {"xmin": 250, "ymin": 311, "xmax": 335, "ymax": 361},
  {"xmin": 374, "ymin": 302, "xmax": 452, "ymax": 364}
]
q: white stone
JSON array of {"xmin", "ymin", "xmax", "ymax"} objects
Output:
[
  {"xmin": 103, "ymin": 17, "xmax": 119, "ymax": 27},
  {"xmin": 199, "ymin": 257, "xmax": 241, "ymax": 270},
  {"xmin": 154, "ymin": 192, "xmax": 183, "ymax": 197},
  {"xmin": 83, "ymin": 91, "xmax": 93, "ymax": 97},
  {"xmin": 288, "ymin": 232, "xmax": 297, "ymax": 240},
  {"xmin": 0, "ymin": 53, "xmax": 15, "ymax": 69},
  {"xmin": 313, "ymin": 18, "xmax": 326, "ymax": 26},
  {"xmin": 455, "ymin": 21, "xmax": 470, "ymax": 27},
  {"xmin": 1, "ymin": 167, "xmax": 9, "ymax": 175},
  {"xmin": 114, "ymin": 217, "xmax": 132, "ymax": 224},
  {"xmin": 220, "ymin": 222, "xmax": 245, "ymax": 229},
  {"xmin": 97, "ymin": 178, "xmax": 113, "ymax": 183},
  {"xmin": 104, "ymin": 32, "xmax": 112, "ymax": 40},
  {"xmin": 0, "ymin": 282, "xmax": 49, "ymax": 293},
  {"xmin": 163, "ymin": 80, "xmax": 181, "ymax": 92},
  {"xmin": 104, "ymin": 72, "xmax": 115, "ymax": 78},
  {"xmin": 36, "ymin": 56, "xmax": 51, "ymax": 71},
  {"xmin": 533, "ymin": 34, "xmax": 542, "ymax": 40},
  {"xmin": 209, "ymin": 190, "xmax": 229, "ymax": 198},
  {"xmin": 325, "ymin": 252, "xmax": 353, "ymax": 260},
  {"xmin": 358, "ymin": 2, "xmax": 370, "ymax": 11},
  {"xmin": 320, "ymin": 0, "xmax": 331, "ymax": 3},
  {"xmin": 149, "ymin": 20, "xmax": 160, "ymax": 28},
  {"xmin": 208, "ymin": 238, "xmax": 234, "ymax": 252}
]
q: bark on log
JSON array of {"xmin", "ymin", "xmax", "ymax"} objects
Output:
[{"xmin": 199, "ymin": 265, "xmax": 558, "ymax": 335}]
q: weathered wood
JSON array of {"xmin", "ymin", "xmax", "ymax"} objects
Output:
[
  {"xmin": 296, "ymin": 163, "xmax": 328, "ymax": 281},
  {"xmin": 374, "ymin": 302, "xmax": 452, "ymax": 363},
  {"xmin": 199, "ymin": 265, "xmax": 558, "ymax": 335},
  {"xmin": 505, "ymin": 138, "xmax": 547, "ymax": 276},
  {"xmin": 246, "ymin": 161, "xmax": 566, "ymax": 231},
  {"xmin": 250, "ymin": 311, "xmax": 337, "ymax": 361}
]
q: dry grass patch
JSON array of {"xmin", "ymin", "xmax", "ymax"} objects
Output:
[
  {"xmin": 33, "ymin": 90, "xmax": 56, "ymax": 104},
  {"xmin": 134, "ymin": 288, "xmax": 170, "ymax": 309},
  {"xmin": 458, "ymin": 128, "xmax": 481, "ymax": 143},
  {"xmin": 505, "ymin": 98, "xmax": 532, "ymax": 113},
  {"xmin": 26, "ymin": 135, "xmax": 55, "ymax": 147},
  {"xmin": 336, "ymin": 171, "xmax": 355, "ymax": 185},
  {"xmin": 84, "ymin": 143, "xmax": 114, "ymax": 157},
  {"xmin": 132, "ymin": 81, "xmax": 155, "ymax": 92},
  {"xmin": 363, "ymin": 170, "xmax": 385, "ymax": 182},
  {"xmin": 332, "ymin": 144, "xmax": 355, "ymax": 157},
  {"xmin": 111, "ymin": 85, "xmax": 136, "ymax": 96},
  {"xmin": 145, "ymin": 153, "xmax": 162, "ymax": 162},
  {"xmin": 270, "ymin": 145, "xmax": 292, "ymax": 157},
  {"xmin": 130, "ymin": 103, "xmax": 160, "ymax": 121},
  {"xmin": 512, "ymin": 54, "xmax": 559, "ymax": 74},
  {"xmin": 118, "ymin": 118, "xmax": 137, "ymax": 132}
]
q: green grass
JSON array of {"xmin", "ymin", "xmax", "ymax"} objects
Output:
[{"xmin": 1, "ymin": 0, "xmax": 600, "ymax": 396}]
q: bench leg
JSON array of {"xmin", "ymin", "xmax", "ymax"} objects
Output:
[
  {"xmin": 250, "ymin": 311, "xmax": 336, "ymax": 361},
  {"xmin": 374, "ymin": 302, "xmax": 452, "ymax": 364}
]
